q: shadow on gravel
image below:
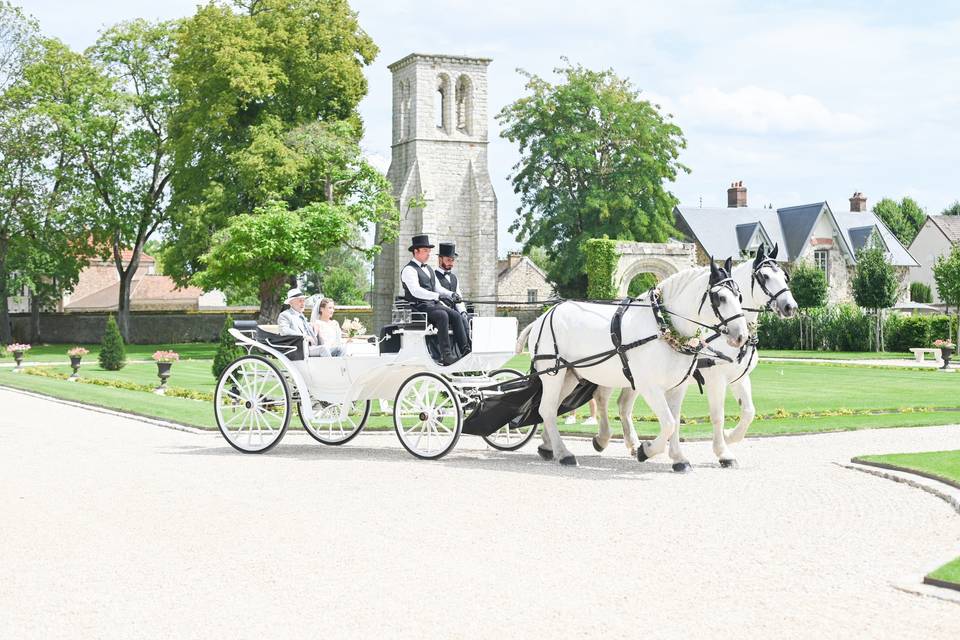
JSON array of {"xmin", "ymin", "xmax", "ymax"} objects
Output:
[{"xmin": 159, "ymin": 439, "xmax": 723, "ymax": 480}]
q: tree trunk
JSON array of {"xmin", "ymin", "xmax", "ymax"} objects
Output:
[
  {"xmin": 258, "ymin": 275, "xmax": 286, "ymax": 324},
  {"xmin": 0, "ymin": 237, "xmax": 11, "ymax": 344},
  {"xmin": 30, "ymin": 293, "xmax": 41, "ymax": 343},
  {"xmin": 116, "ymin": 270, "xmax": 136, "ymax": 342}
]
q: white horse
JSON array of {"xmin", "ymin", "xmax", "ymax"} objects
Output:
[
  {"xmin": 591, "ymin": 243, "xmax": 797, "ymax": 469},
  {"xmin": 516, "ymin": 258, "xmax": 749, "ymax": 467}
]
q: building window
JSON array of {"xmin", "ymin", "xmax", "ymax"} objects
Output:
[
  {"xmin": 814, "ymin": 249, "xmax": 830, "ymax": 285},
  {"xmin": 527, "ymin": 289, "xmax": 538, "ymax": 303}
]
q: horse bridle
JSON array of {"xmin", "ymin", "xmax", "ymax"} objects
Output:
[
  {"xmin": 697, "ymin": 276, "xmax": 745, "ymax": 337},
  {"xmin": 750, "ymin": 257, "xmax": 791, "ymax": 312}
]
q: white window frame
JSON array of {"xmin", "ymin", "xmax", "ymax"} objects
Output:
[{"xmin": 814, "ymin": 249, "xmax": 830, "ymax": 285}]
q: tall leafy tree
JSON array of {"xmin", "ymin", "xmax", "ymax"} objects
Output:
[
  {"xmin": 163, "ymin": 0, "xmax": 380, "ymax": 314},
  {"xmin": 788, "ymin": 262, "xmax": 827, "ymax": 349},
  {"xmin": 27, "ymin": 22, "xmax": 177, "ymax": 340},
  {"xmin": 933, "ymin": 245, "xmax": 960, "ymax": 344},
  {"xmin": 941, "ymin": 201, "xmax": 960, "ymax": 216},
  {"xmin": 873, "ymin": 197, "xmax": 925, "ymax": 246},
  {"xmin": 497, "ymin": 61, "xmax": 688, "ymax": 295},
  {"xmin": 851, "ymin": 246, "xmax": 898, "ymax": 351}
]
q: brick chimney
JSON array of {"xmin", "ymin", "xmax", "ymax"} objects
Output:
[
  {"xmin": 849, "ymin": 191, "xmax": 867, "ymax": 212},
  {"xmin": 727, "ymin": 181, "xmax": 747, "ymax": 208}
]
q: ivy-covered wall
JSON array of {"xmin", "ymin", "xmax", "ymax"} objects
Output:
[{"xmin": 584, "ymin": 238, "xmax": 620, "ymax": 299}]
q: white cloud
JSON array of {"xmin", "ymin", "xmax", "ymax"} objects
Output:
[{"xmin": 675, "ymin": 86, "xmax": 871, "ymax": 135}]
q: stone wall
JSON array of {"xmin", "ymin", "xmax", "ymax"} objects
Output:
[
  {"xmin": 497, "ymin": 256, "xmax": 554, "ymax": 303},
  {"xmin": 9, "ymin": 307, "xmax": 375, "ymax": 344}
]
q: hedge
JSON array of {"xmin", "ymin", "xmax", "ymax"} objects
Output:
[{"xmin": 584, "ymin": 238, "xmax": 619, "ymax": 299}]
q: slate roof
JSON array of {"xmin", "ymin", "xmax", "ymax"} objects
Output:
[
  {"xmin": 848, "ymin": 225, "xmax": 880, "ymax": 253},
  {"xmin": 927, "ymin": 215, "xmax": 960, "ymax": 244},
  {"xmin": 675, "ymin": 202, "xmax": 918, "ymax": 267}
]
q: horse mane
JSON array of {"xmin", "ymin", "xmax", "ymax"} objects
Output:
[{"xmin": 656, "ymin": 265, "xmax": 712, "ymax": 315}]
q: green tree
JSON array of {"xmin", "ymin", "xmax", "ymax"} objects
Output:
[
  {"xmin": 909, "ymin": 282, "xmax": 932, "ymax": 304},
  {"xmin": 873, "ymin": 197, "xmax": 926, "ymax": 246},
  {"xmin": 933, "ymin": 245, "xmax": 960, "ymax": 344},
  {"xmin": 497, "ymin": 61, "xmax": 688, "ymax": 296},
  {"xmin": 941, "ymin": 201, "xmax": 960, "ymax": 216},
  {"xmin": 194, "ymin": 200, "xmax": 386, "ymax": 321},
  {"xmin": 0, "ymin": 1, "xmax": 40, "ymax": 343},
  {"xmin": 26, "ymin": 22, "xmax": 177, "ymax": 340},
  {"xmin": 851, "ymin": 246, "xmax": 899, "ymax": 351},
  {"xmin": 99, "ymin": 315, "xmax": 127, "ymax": 371},
  {"xmin": 788, "ymin": 262, "xmax": 828, "ymax": 350},
  {"xmin": 212, "ymin": 314, "xmax": 243, "ymax": 379},
  {"xmin": 163, "ymin": 0, "xmax": 380, "ymax": 313},
  {"xmin": 789, "ymin": 263, "xmax": 828, "ymax": 310}
]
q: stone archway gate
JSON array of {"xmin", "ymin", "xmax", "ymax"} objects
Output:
[{"xmin": 613, "ymin": 241, "xmax": 698, "ymax": 297}]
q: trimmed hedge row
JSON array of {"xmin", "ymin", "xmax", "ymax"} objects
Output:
[{"xmin": 758, "ymin": 305, "xmax": 958, "ymax": 352}]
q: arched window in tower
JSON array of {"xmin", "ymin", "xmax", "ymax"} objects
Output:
[
  {"xmin": 398, "ymin": 80, "xmax": 409, "ymax": 141},
  {"xmin": 455, "ymin": 75, "xmax": 473, "ymax": 134},
  {"xmin": 435, "ymin": 74, "xmax": 450, "ymax": 132}
]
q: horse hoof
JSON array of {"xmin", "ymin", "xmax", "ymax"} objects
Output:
[
  {"xmin": 672, "ymin": 461, "xmax": 692, "ymax": 473},
  {"xmin": 591, "ymin": 437, "xmax": 605, "ymax": 452},
  {"xmin": 559, "ymin": 455, "xmax": 578, "ymax": 466},
  {"xmin": 636, "ymin": 442, "xmax": 650, "ymax": 462},
  {"xmin": 719, "ymin": 458, "xmax": 738, "ymax": 469},
  {"xmin": 537, "ymin": 446, "xmax": 554, "ymax": 461}
]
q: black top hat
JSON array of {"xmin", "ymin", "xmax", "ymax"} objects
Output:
[
  {"xmin": 438, "ymin": 242, "xmax": 458, "ymax": 258},
  {"xmin": 408, "ymin": 234, "xmax": 435, "ymax": 252}
]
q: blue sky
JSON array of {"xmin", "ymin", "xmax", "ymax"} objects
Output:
[{"xmin": 20, "ymin": 0, "xmax": 960, "ymax": 254}]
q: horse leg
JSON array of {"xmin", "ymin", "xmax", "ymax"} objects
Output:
[
  {"xmin": 591, "ymin": 386, "xmax": 614, "ymax": 452},
  {"xmin": 617, "ymin": 388, "xmax": 641, "ymax": 457},
  {"xmin": 537, "ymin": 372, "xmax": 579, "ymax": 466},
  {"xmin": 665, "ymin": 386, "xmax": 692, "ymax": 473},
  {"xmin": 703, "ymin": 377, "xmax": 736, "ymax": 468},
  {"xmin": 725, "ymin": 376, "xmax": 756, "ymax": 446},
  {"xmin": 634, "ymin": 388, "xmax": 678, "ymax": 463}
]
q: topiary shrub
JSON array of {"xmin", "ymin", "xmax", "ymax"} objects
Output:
[
  {"xmin": 98, "ymin": 315, "xmax": 127, "ymax": 371},
  {"xmin": 213, "ymin": 314, "xmax": 243, "ymax": 380},
  {"xmin": 910, "ymin": 282, "xmax": 932, "ymax": 304}
]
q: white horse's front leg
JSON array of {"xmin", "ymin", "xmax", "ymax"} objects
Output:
[
  {"xmin": 704, "ymin": 377, "xmax": 737, "ymax": 467},
  {"xmin": 665, "ymin": 385, "xmax": 692, "ymax": 472},
  {"xmin": 591, "ymin": 386, "xmax": 614, "ymax": 453},
  {"xmin": 617, "ymin": 388, "xmax": 641, "ymax": 457},
  {"xmin": 725, "ymin": 375, "xmax": 756, "ymax": 446},
  {"xmin": 536, "ymin": 372, "xmax": 579, "ymax": 466},
  {"xmin": 634, "ymin": 386, "xmax": 678, "ymax": 462}
]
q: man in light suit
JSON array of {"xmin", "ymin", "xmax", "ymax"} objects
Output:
[{"xmin": 278, "ymin": 287, "xmax": 332, "ymax": 357}]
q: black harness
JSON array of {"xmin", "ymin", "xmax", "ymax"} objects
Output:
[
  {"xmin": 748, "ymin": 258, "xmax": 791, "ymax": 312},
  {"xmin": 531, "ymin": 278, "xmax": 743, "ymax": 391}
]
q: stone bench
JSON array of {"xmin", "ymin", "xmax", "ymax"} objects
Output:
[{"xmin": 909, "ymin": 347, "xmax": 943, "ymax": 364}]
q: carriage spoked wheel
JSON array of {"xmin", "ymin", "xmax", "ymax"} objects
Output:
[
  {"xmin": 298, "ymin": 399, "xmax": 371, "ymax": 446},
  {"xmin": 481, "ymin": 368, "xmax": 540, "ymax": 451},
  {"xmin": 393, "ymin": 372, "xmax": 462, "ymax": 460},
  {"xmin": 215, "ymin": 355, "xmax": 291, "ymax": 454}
]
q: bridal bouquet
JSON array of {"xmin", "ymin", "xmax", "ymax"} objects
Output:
[{"xmin": 341, "ymin": 318, "xmax": 367, "ymax": 339}]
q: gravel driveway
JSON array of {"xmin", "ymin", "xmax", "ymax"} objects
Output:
[{"xmin": 1, "ymin": 388, "xmax": 958, "ymax": 639}]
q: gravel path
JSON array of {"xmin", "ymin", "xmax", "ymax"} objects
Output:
[{"xmin": 1, "ymin": 388, "xmax": 958, "ymax": 639}]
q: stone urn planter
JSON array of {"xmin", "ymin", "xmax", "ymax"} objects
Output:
[
  {"xmin": 155, "ymin": 361, "xmax": 173, "ymax": 393},
  {"xmin": 940, "ymin": 346, "xmax": 954, "ymax": 370},
  {"xmin": 69, "ymin": 356, "xmax": 82, "ymax": 380},
  {"xmin": 6, "ymin": 344, "xmax": 30, "ymax": 373},
  {"xmin": 13, "ymin": 351, "xmax": 24, "ymax": 372},
  {"xmin": 152, "ymin": 350, "xmax": 179, "ymax": 394}
]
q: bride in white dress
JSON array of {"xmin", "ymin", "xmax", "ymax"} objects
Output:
[{"xmin": 309, "ymin": 297, "xmax": 344, "ymax": 357}]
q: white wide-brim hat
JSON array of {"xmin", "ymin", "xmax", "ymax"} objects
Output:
[{"xmin": 285, "ymin": 287, "xmax": 305, "ymax": 304}]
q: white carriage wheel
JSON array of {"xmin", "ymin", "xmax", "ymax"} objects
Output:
[
  {"xmin": 393, "ymin": 372, "xmax": 462, "ymax": 460},
  {"xmin": 215, "ymin": 355, "xmax": 290, "ymax": 454},
  {"xmin": 481, "ymin": 368, "xmax": 540, "ymax": 452},
  {"xmin": 298, "ymin": 399, "xmax": 371, "ymax": 446}
]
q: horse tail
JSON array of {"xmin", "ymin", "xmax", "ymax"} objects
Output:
[{"xmin": 515, "ymin": 321, "xmax": 535, "ymax": 354}]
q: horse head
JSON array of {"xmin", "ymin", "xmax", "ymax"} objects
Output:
[
  {"xmin": 751, "ymin": 243, "xmax": 797, "ymax": 318},
  {"xmin": 708, "ymin": 256, "xmax": 749, "ymax": 348}
]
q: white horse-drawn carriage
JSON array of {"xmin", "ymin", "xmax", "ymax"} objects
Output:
[{"xmin": 214, "ymin": 304, "xmax": 539, "ymax": 459}]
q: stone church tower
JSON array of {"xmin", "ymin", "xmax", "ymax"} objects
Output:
[{"xmin": 373, "ymin": 53, "xmax": 498, "ymax": 330}]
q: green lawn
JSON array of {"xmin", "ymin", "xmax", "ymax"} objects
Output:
[
  {"xmin": 760, "ymin": 350, "xmax": 913, "ymax": 360},
  {"xmin": 853, "ymin": 450, "xmax": 960, "ymax": 591},
  {"xmin": 2, "ymin": 342, "xmax": 218, "ymax": 363}
]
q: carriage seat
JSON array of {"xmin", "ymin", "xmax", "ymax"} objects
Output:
[{"xmin": 232, "ymin": 320, "xmax": 304, "ymax": 361}]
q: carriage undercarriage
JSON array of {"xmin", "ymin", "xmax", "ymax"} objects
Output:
[{"xmin": 213, "ymin": 313, "xmax": 538, "ymax": 459}]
